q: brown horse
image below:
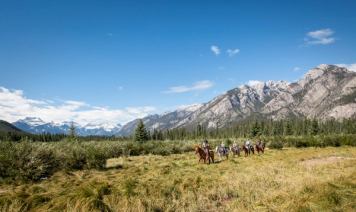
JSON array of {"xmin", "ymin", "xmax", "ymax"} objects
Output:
[
  {"xmin": 255, "ymin": 142, "xmax": 265, "ymax": 154},
  {"xmin": 195, "ymin": 146, "xmax": 214, "ymax": 164},
  {"xmin": 242, "ymin": 145, "xmax": 254, "ymax": 156}
]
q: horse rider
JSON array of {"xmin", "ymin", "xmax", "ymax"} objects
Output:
[
  {"xmin": 202, "ymin": 139, "xmax": 210, "ymax": 157},
  {"xmin": 232, "ymin": 141, "xmax": 238, "ymax": 148},
  {"xmin": 220, "ymin": 141, "xmax": 227, "ymax": 154},
  {"xmin": 257, "ymin": 139, "xmax": 262, "ymax": 147},
  {"xmin": 245, "ymin": 139, "xmax": 251, "ymax": 149}
]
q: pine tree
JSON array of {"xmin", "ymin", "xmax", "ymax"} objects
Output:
[
  {"xmin": 310, "ymin": 119, "xmax": 319, "ymax": 135},
  {"xmin": 251, "ymin": 120, "xmax": 261, "ymax": 137},
  {"xmin": 284, "ymin": 120, "xmax": 293, "ymax": 136},
  {"xmin": 134, "ymin": 119, "xmax": 149, "ymax": 142},
  {"xmin": 69, "ymin": 121, "xmax": 76, "ymax": 139}
]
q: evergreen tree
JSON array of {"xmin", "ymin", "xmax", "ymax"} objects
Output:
[
  {"xmin": 284, "ymin": 120, "xmax": 293, "ymax": 136},
  {"xmin": 250, "ymin": 120, "xmax": 261, "ymax": 137},
  {"xmin": 310, "ymin": 119, "xmax": 319, "ymax": 135},
  {"xmin": 69, "ymin": 121, "xmax": 76, "ymax": 139},
  {"xmin": 134, "ymin": 119, "xmax": 149, "ymax": 142}
]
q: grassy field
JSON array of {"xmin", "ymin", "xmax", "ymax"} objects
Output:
[{"xmin": 0, "ymin": 147, "xmax": 355, "ymax": 211}]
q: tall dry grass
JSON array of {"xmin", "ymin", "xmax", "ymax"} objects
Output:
[{"xmin": 0, "ymin": 147, "xmax": 355, "ymax": 211}]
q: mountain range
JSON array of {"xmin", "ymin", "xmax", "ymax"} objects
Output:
[
  {"xmin": 12, "ymin": 117, "xmax": 122, "ymax": 136},
  {"xmin": 0, "ymin": 120, "xmax": 25, "ymax": 134},
  {"xmin": 119, "ymin": 64, "xmax": 356, "ymax": 136},
  {"xmin": 10, "ymin": 64, "xmax": 356, "ymax": 136}
]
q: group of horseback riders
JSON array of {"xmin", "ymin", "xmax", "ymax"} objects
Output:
[{"xmin": 196, "ymin": 138, "xmax": 265, "ymax": 164}]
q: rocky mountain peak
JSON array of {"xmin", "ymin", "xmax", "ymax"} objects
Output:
[
  {"xmin": 18, "ymin": 117, "xmax": 46, "ymax": 126},
  {"xmin": 118, "ymin": 64, "xmax": 356, "ymax": 136}
]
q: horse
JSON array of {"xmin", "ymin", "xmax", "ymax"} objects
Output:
[
  {"xmin": 250, "ymin": 145, "xmax": 255, "ymax": 155},
  {"xmin": 215, "ymin": 146, "xmax": 229, "ymax": 160},
  {"xmin": 195, "ymin": 146, "xmax": 214, "ymax": 164},
  {"xmin": 230, "ymin": 145, "xmax": 241, "ymax": 157},
  {"xmin": 255, "ymin": 142, "xmax": 265, "ymax": 154},
  {"xmin": 242, "ymin": 144, "xmax": 255, "ymax": 156}
]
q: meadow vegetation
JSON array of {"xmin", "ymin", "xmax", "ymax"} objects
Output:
[
  {"xmin": 1, "ymin": 131, "xmax": 356, "ymax": 211},
  {"xmin": 1, "ymin": 134, "xmax": 356, "ymax": 182},
  {"xmin": 0, "ymin": 146, "xmax": 355, "ymax": 211}
]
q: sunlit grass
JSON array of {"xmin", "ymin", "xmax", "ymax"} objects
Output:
[{"xmin": 0, "ymin": 147, "xmax": 355, "ymax": 211}]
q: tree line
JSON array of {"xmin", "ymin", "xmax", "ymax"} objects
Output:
[
  {"xmin": 1, "ymin": 118, "xmax": 355, "ymax": 142},
  {"xmin": 134, "ymin": 118, "xmax": 356, "ymax": 141}
]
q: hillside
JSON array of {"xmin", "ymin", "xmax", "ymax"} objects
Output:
[
  {"xmin": 120, "ymin": 64, "xmax": 356, "ymax": 136},
  {"xmin": 0, "ymin": 120, "xmax": 25, "ymax": 134}
]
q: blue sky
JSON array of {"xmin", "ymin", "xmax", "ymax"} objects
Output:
[{"xmin": 0, "ymin": 0, "xmax": 356, "ymax": 125}]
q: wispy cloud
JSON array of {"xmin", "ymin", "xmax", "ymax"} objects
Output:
[
  {"xmin": 226, "ymin": 48, "xmax": 240, "ymax": 57},
  {"xmin": 305, "ymin": 28, "xmax": 335, "ymax": 45},
  {"xmin": 335, "ymin": 63, "xmax": 356, "ymax": 72},
  {"xmin": 210, "ymin": 45, "xmax": 220, "ymax": 55},
  {"xmin": 164, "ymin": 80, "xmax": 214, "ymax": 94},
  {"xmin": 0, "ymin": 86, "xmax": 155, "ymax": 125},
  {"xmin": 293, "ymin": 67, "xmax": 301, "ymax": 72}
]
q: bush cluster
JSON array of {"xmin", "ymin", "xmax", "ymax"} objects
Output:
[
  {"xmin": 0, "ymin": 140, "xmax": 196, "ymax": 182},
  {"xmin": 262, "ymin": 134, "xmax": 356, "ymax": 149},
  {"xmin": 0, "ymin": 142, "xmax": 59, "ymax": 182}
]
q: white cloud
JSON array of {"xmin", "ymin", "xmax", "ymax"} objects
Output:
[
  {"xmin": 293, "ymin": 67, "xmax": 301, "ymax": 72},
  {"xmin": 335, "ymin": 63, "xmax": 356, "ymax": 72},
  {"xmin": 210, "ymin": 45, "xmax": 220, "ymax": 55},
  {"xmin": 164, "ymin": 80, "xmax": 214, "ymax": 94},
  {"xmin": 226, "ymin": 48, "xmax": 240, "ymax": 57},
  {"xmin": 305, "ymin": 28, "xmax": 335, "ymax": 45},
  {"xmin": 0, "ymin": 86, "xmax": 155, "ymax": 125}
]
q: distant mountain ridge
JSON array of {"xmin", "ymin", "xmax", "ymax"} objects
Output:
[
  {"xmin": 0, "ymin": 120, "xmax": 25, "ymax": 134},
  {"xmin": 9, "ymin": 64, "xmax": 356, "ymax": 136},
  {"xmin": 13, "ymin": 117, "xmax": 122, "ymax": 136},
  {"xmin": 119, "ymin": 64, "xmax": 356, "ymax": 136}
]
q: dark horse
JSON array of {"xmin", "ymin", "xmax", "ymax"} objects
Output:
[
  {"xmin": 255, "ymin": 142, "xmax": 265, "ymax": 154},
  {"xmin": 195, "ymin": 146, "xmax": 214, "ymax": 164},
  {"xmin": 242, "ymin": 145, "xmax": 255, "ymax": 156},
  {"xmin": 230, "ymin": 145, "xmax": 241, "ymax": 157}
]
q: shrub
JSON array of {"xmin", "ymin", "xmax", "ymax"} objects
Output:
[
  {"xmin": 295, "ymin": 140, "xmax": 309, "ymax": 148},
  {"xmin": 66, "ymin": 147, "xmax": 87, "ymax": 170},
  {"xmin": 85, "ymin": 146, "xmax": 107, "ymax": 170},
  {"xmin": 22, "ymin": 148, "xmax": 60, "ymax": 181},
  {"xmin": 0, "ymin": 142, "xmax": 17, "ymax": 180},
  {"xmin": 268, "ymin": 139, "xmax": 283, "ymax": 149}
]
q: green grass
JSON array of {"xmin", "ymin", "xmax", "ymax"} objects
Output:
[{"xmin": 0, "ymin": 147, "xmax": 355, "ymax": 211}]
